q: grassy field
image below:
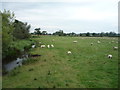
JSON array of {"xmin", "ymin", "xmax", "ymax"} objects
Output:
[{"xmin": 2, "ymin": 36, "xmax": 118, "ymax": 88}]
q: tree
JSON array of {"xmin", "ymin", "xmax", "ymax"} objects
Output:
[
  {"xmin": 92, "ymin": 33, "xmax": 97, "ymax": 37},
  {"xmin": 86, "ymin": 32, "xmax": 90, "ymax": 36},
  {"xmin": 34, "ymin": 28, "xmax": 41, "ymax": 35},
  {"xmin": 71, "ymin": 32, "xmax": 76, "ymax": 36},
  {"xmin": 1, "ymin": 10, "xmax": 15, "ymax": 59},
  {"xmin": 100, "ymin": 32, "xmax": 105, "ymax": 37},
  {"xmin": 79, "ymin": 33, "xmax": 83, "ymax": 36},
  {"xmin": 13, "ymin": 19, "xmax": 31, "ymax": 39},
  {"xmin": 108, "ymin": 32, "xmax": 116, "ymax": 37},
  {"xmin": 42, "ymin": 31, "xmax": 47, "ymax": 35},
  {"xmin": 53, "ymin": 30, "xmax": 64, "ymax": 36}
]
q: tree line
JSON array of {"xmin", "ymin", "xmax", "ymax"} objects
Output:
[{"xmin": 32, "ymin": 29, "xmax": 120, "ymax": 37}]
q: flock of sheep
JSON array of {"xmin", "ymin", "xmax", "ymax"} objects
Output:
[
  {"xmin": 32, "ymin": 38, "xmax": 118, "ymax": 59},
  {"xmin": 40, "ymin": 44, "xmax": 54, "ymax": 48},
  {"xmin": 66, "ymin": 40, "xmax": 118, "ymax": 59},
  {"xmin": 32, "ymin": 44, "xmax": 54, "ymax": 48}
]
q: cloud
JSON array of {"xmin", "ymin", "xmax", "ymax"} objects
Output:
[
  {"xmin": 1, "ymin": 0, "xmax": 119, "ymax": 3},
  {"xmin": 66, "ymin": 7, "xmax": 117, "ymax": 21},
  {"xmin": 1, "ymin": 1, "xmax": 118, "ymax": 33}
]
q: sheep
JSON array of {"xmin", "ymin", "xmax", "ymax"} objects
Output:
[
  {"xmin": 97, "ymin": 41, "xmax": 100, "ymax": 43},
  {"xmin": 113, "ymin": 46, "xmax": 118, "ymax": 50},
  {"xmin": 67, "ymin": 51, "xmax": 72, "ymax": 54},
  {"xmin": 41, "ymin": 45, "xmax": 46, "ymax": 48},
  {"xmin": 73, "ymin": 41, "xmax": 78, "ymax": 43},
  {"xmin": 32, "ymin": 45, "xmax": 35, "ymax": 48},
  {"xmin": 108, "ymin": 54, "xmax": 112, "ymax": 59},
  {"xmin": 91, "ymin": 43, "xmax": 93, "ymax": 46},
  {"xmin": 51, "ymin": 44, "xmax": 54, "ymax": 48},
  {"xmin": 47, "ymin": 45, "xmax": 50, "ymax": 48}
]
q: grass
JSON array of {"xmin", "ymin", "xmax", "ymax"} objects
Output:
[
  {"xmin": 10, "ymin": 39, "xmax": 35, "ymax": 51},
  {"xmin": 2, "ymin": 36, "xmax": 118, "ymax": 88}
]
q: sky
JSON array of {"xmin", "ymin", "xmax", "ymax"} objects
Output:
[{"xmin": 1, "ymin": 0, "xmax": 119, "ymax": 33}]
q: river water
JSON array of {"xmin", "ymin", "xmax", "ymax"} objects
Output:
[
  {"xmin": 3, "ymin": 44, "xmax": 36, "ymax": 72},
  {"xmin": 4, "ymin": 54, "xmax": 28, "ymax": 72}
]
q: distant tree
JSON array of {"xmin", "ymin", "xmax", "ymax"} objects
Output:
[
  {"xmin": 34, "ymin": 28, "xmax": 41, "ymax": 35},
  {"xmin": 118, "ymin": 33, "xmax": 120, "ymax": 37},
  {"xmin": 79, "ymin": 33, "xmax": 83, "ymax": 36},
  {"xmin": 71, "ymin": 32, "xmax": 76, "ymax": 36},
  {"xmin": 42, "ymin": 31, "xmax": 47, "ymax": 35},
  {"xmin": 100, "ymin": 32, "xmax": 105, "ymax": 37},
  {"xmin": 92, "ymin": 33, "xmax": 97, "ymax": 37},
  {"xmin": 81, "ymin": 33, "xmax": 86, "ymax": 36},
  {"xmin": 108, "ymin": 32, "xmax": 116, "ymax": 37},
  {"xmin": 53, "ymin": 30, "xmax": 64, "ymax": 36},
  {"xmin": 86, "ymin": 32, "xmax": 90, "ymax": 36},
  {"xmin": 105, "ymin": 32, "xmax": 109, "ymax": 36},
  {"xmin": 48, "ymin": 33, "xmax": 52, "ymax": 35},
  {"xmin": 63, "ymin": 33, "xmax": 67, "ymax": 36}
]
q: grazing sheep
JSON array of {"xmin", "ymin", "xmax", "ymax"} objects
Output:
[
  {"xmin": 108, "ymin": 54, "xmax": 112, "ymax": 59},
  {"xmin": 32, "ymin": 45, "xmax": 35, "ymax": 48},
  {"xmin": 113, "ymin": 46, "xmax": 118, "ymax": 50},
  {"xmin": 51, "ymin": 44, "xmax": 54, "ymax": 48},
  {"xmin": 67, "ymin": 51, "xmax": 72, "ymax": 54},
  {"xmin": 47, "ymin": 45, "xmax": 50, "ymax": 48},
  {"xmin": 41, "ymin": 45, "xmax": 46, "ymax": 48},
  {"xmin": 91, "ymin": 43, "xmax": 93, "ymax": 45},
  {"xmin": 97, "ymin": 41, "xmax": 100, "ymax": 43},
  {"xmin": 73, "ymin": 41, "xmax": 78, "ymax": 43}
]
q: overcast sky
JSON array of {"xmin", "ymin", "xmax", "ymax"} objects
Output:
[{"xmin": 1, "ymin": 0, "xmax": 119, "ymax": 33}]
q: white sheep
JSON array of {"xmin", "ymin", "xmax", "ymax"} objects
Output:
[
  {"xmin": 32, "ymin": 45, "xmax": 35, "ymax": 48},
  {"xmin": 47, "ymin": 45, "xmax": 50, "ymax": 48},
  {"xmin": 113, "ymin": 46, "xmax": 118, "ymax": 50},
  {"xmin": 51, "ymin": 44, "xmax": 54, "ymax": 48},
  {"xmin": 41, "ymin": 45, "xmax": 46, "ymax": 48},
  {"xmin": 108, "ymin": 54, "xmax": 112, "ymax": 59},
  {"xmin": 97, "ymin": 41, "xmax": 100, "ymax": 43},
  {"xmin": 67, "ymin": 51, "xmax": 72, "ymax": 54},
  {"xmin": 73, "ymin": 41, "xmax": 78, "ymax": 43}
]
